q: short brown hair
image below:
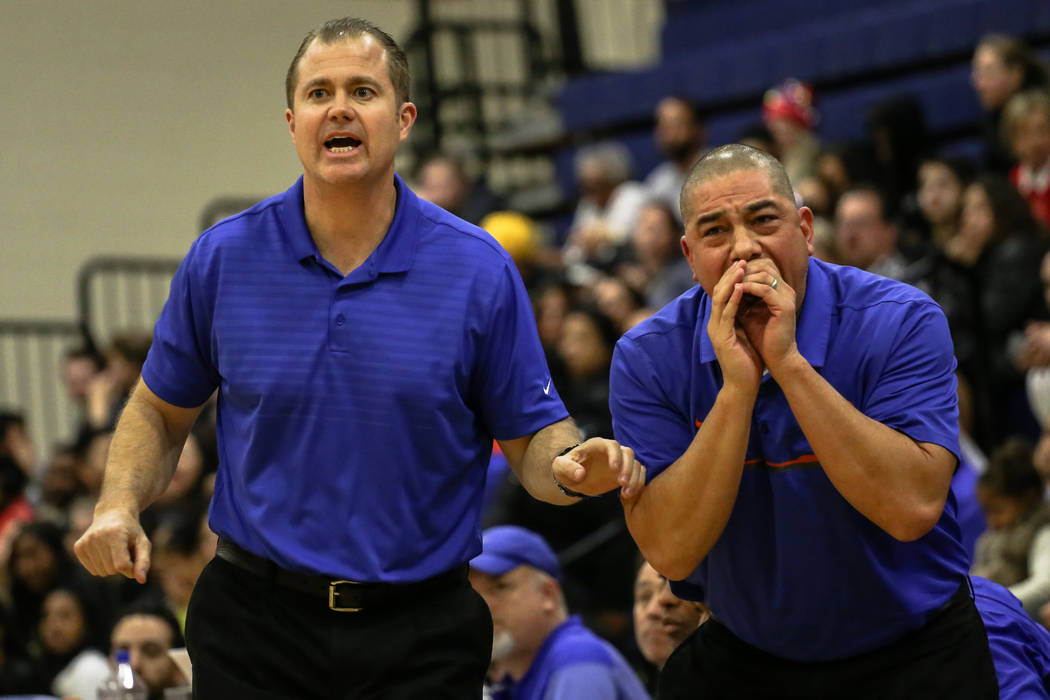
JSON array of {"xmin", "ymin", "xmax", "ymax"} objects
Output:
[{"xmin": 285, "ymin": 17, "xmax": 410, "ymax": 110}]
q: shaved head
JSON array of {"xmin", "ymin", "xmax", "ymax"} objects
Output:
[{"xmin": 680, "ymin": 144, "xmax": 795, "ymax": 223}]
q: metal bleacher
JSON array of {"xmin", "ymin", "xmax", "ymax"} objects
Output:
[{"xmin": 0, "ymin": 256, "xmax": 181, "ymax": 454}]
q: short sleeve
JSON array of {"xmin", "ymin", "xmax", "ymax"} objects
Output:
[
  {"xmin": 472, "ymin": 261, "xmax": 568, "ymax": 439},
  {"xmin": 141, "ymin": 240, "xmax": 221, "ymax": 408},
  {"xmin": 610, "ymin": 335, "xmax": 693, "ymax": 481},
  {"xmin": 862, "ymin": 302, "xmax": 960, "ymax": 459}
]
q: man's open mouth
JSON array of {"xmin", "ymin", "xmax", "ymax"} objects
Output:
[{"xmin": 324, "ymin": 136, "xmax": 361, "ymax": 153}]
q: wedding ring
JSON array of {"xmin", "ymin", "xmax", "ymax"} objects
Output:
[{"xmin": 770, "ymin": 278, "xmax": 780, "ymax": 291}]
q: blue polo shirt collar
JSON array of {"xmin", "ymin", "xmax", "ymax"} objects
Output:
[
  {"xmin": 277, "ymin": 174, "xmax": 420, "ymax": 274},
  {"xmin": 698, "ymin": 257, "xmax": 830, "ymax": 369}
]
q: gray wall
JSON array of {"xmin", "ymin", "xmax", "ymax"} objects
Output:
[{"xmin": 1, "ymin": 0, "xmax": 413, "ymax": 321}]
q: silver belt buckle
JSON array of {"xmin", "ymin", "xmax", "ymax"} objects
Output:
[{"xmin": 328, "ymin": 580, "xmax": 363, "ymax": 612}]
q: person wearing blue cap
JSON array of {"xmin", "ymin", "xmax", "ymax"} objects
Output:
[{"xmin": 469, "ymin": 526, "xmax": 650, "ymax": 700}]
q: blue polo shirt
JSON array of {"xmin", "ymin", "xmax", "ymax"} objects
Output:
[
  {"xmin": 489, "ymin": 616, "xmax": 649, "ymax": 700},
  {"xmin": 143, "ymin": 175, "xmax": 567, "ymax": 582},
  {"xmin": 973, "ymin": 576, "xmax": 1050, "ymax": 697},
  {"xmin": 609, "ymin": 258, "xmax": 969, "ymax": 661}
]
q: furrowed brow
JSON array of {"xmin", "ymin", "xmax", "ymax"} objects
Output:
[
  {"xmin": 745, "ymin": 199, "xmax": 779, "ymax": 213},
  {"xmin": 696, "ymin": 209, "xmax": 725, "ymax": 225}
]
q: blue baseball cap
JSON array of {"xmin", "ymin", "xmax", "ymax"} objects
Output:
[{"xmin": 470, "ymin": 525, "xmax": 561, "ymax": 580}]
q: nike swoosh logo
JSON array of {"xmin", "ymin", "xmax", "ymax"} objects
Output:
[{"xmin": 543, "ymin": 378, "xmax": 552, "ymax": 395}]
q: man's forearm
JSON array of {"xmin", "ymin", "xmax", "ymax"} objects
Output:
[
  {"xmin": 770, "ymin": 352, "xmax": 952, "ymax": 540},
  {"xmin": 95, "ymin": 386, "xmax": 192, "ymax": 515},
  {"xmin": 515, "ymin": 418, "xmax": 583, "ymax": 506},
  {"xmin": 625, "ymin": 386, "xmax": 755, "ymax": 580}
]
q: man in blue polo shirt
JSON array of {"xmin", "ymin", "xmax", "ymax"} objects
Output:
[
  {"xmin": 73, "ymin": 17, "xmax": 644, "ymax": 699},
  {"xmin": 468, "ymin": 526, "xmax": 649, "ymax": 699},
  {"xmin": 609, "ymin": 143, "xmax": 1050, "ymax": 698}
]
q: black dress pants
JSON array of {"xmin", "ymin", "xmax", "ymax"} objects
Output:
[
  {"xmin": 658, "ymin": 579, "xmax": 999, "ymax": 699},
  {"xmin": 185, "ymin": 555, "xmax": 493, "ymax": 699}
]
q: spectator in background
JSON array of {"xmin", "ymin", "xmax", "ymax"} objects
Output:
[
  {"xmin": 64, "ymin": 496, "xmax": 98, "ymax": 562},
  {"xmin": 0, "ymin": 454, "xmax": 32, "ymax": 570},
  {"xmin": 469, "ymin": 526, "xmax": 649, "ymax": 700},
  {"xmin": 30, "ymin": 584, "xmax": 111, "ymax": 700},
  {"xmin": 530, "ymin": 278, "xmax": 572, "ymax": 397},
  {"xmin": 37, "ymin": 445, "xmax": 80, "ymax": 525},
  {"xmin": 909, "ymin": 156, "xmax": 988, "ymax": 443},
  {"xmin": 972, "ymin": 34, "xmax": 1050, "ymax": 174},
  {"xmin": 866, "ymin": 95, "xmax": 931, "ymax": 259},
  {"xmin": 74, "ymin": 428, "xmax": 112, "ymax": 499},
  {"xmin": 592, "ymin": 276, "xmax": 648, "ymax": 336},
  {"xmin": 833, "ymin": 185, "xmax": 908, "ymax": 280},
  {"xmin": 633, "ymin": 560, "xmax": 706, "ymax": 693},
  {"xmin": 415, "ymin": 152, "xmax": 504, "ymax": 225},
  {"xmin": 1003, "ymin": 88, "xmax": 1050, "ymax": 229},
  {"xmin": 556, "ymin": 306, "xmax": 619, "ymax": 442},
  {"xmin": 8, "ymin": 522, "xmax": 85, "ymax": 656},
  {"xmin": 150, "ymin": 507, "xmax": 209, "ymax": 634},
  {"xmin": 85, "ymin": 331, "xmax": 152, "ymax": 432},
  {"xmin": 482, "ymin": 210, "xmax": 545, "ymax": 289},
  {"xmin": 63, "ymin": 348, "xmax": 102, "ymax": 408},
  {"xmin": 762, "ymin": 78, "xmax": 820, "ymax": 185},
  {"xmin": 794, "ymin": 173, "xmax": 838, "ymax": 263},
  {"xmin": 866, "ymin": 96, "xmax": 928, "ymax": 211},
  {"xmin": 63, "ymin": 347, "xmax": 103, "ymax": 446},
  {"xmin": 0, "ymin": 411, "xmax": 36, "ymax": 482},
  {"xmin": 564, "ymin": 142, "xmax": 648, "ymax": 276},
  {"xmin": 816, "ymin": 144, "xmax": 866, "ymax": 207},
  {"xmin": 1023, "ymin": 250, "xmax": 1050, "ymax": 429},
  {"xmin": 644, "ymin": 96, "xmax": 706, "ymax": 222},
  {"xmin": 736, "ymin": 122, "xmax": 777, "ymax": 158},
  {"xmin": 1019, "ymin": 250, "xmax": 1050, "ymax": 511},
  {"xmin": 795, "ymin": 173, "xmax": 833, "ymax": 219},
  {"xmin": 917, "ymin": 155, "xmax": 975, "ymax": 250},
  {"xmin": 618, "ymin": 200, "xmax": 694, "ymax": 310},
  {"xmin": 109, "ymin": 602, "xmax": 188, "ymax": 700},
  {"xmin": 973, "ymin": 438, "xmax": 1050, "ymax": 617},
  {"xmin": 950, "ymin": 175, "xmax": 1050, "ymax": 443}
]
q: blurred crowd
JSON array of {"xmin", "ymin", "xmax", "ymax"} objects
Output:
[{"xmin": 4, "ymin": 31, "xmax": 1050, "ymax": 698}]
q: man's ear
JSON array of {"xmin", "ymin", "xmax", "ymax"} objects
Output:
[
  {"xmin": 398, "ymin": 102, "xmax": 418, "ymax": 143},
  {"xmin": 798, "ymin": 206, "xmax": 815, "ymax": 255},
  {"xmin": 681, "ymin": 236, "xmax": 698, "ymax": 282}
]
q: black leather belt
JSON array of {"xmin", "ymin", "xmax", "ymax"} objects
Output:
[{"xmin": 215, "ymin": 538, "xmax": 467, "ymax": 612}]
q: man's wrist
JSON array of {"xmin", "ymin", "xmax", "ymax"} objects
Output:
[{"xmin": 765, "ymin": 347, "xmax": 808, "ymax": 379}]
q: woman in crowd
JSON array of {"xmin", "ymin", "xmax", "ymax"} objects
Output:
[
  {"xmin": 29, "ymin": 584, "xmax": 111, "ymax": 700},
  {"xmin": 972, "ymin": 34, "xmax": 1050, "ymax": 173},
  {"xmin": 949, "ymin": 174, "xmax": 1050, "ymax": 443}
]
